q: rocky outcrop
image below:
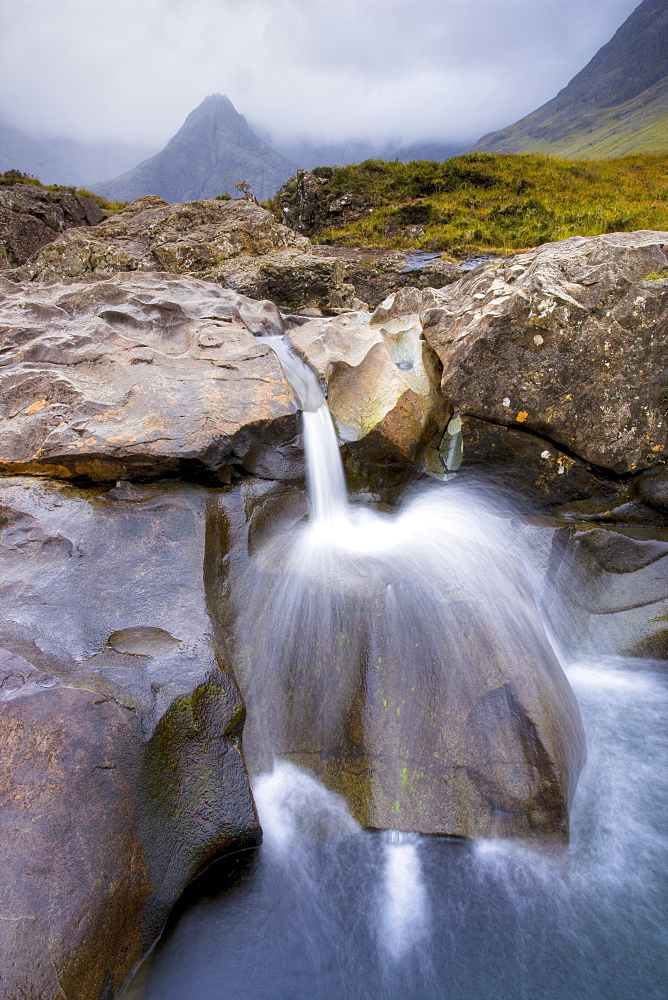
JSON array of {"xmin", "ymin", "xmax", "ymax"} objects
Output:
[
  {"xmin": 92, "ymin": 94, "xmax": 297, "ymax": 204},
  {"xmin": 421, "ymin": 231, "xmax": 668, "ymax": 476},
  {"xmin": 11, "ymin": 196, "xmax": 358, "ymax": 315},
  {"xmin": 289, "ymin": 288, "xmax": 449, "ymax": 469},
  {"xmin": 0, "ymin": 181, "xmax": 104, "ymax": 266},
  {"xmin": 16, "ymin": 196, "xmax": 308, "ymax": 280},
  {"xmin": 0, "ymin": 272, "xmax": 304, "ymax": 482},
  {"xmin": 0, "ymin": 477, "xmax": 260, "ymax": 1000}
]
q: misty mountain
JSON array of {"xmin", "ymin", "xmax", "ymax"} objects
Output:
[
  {"xmin": 0, "ymin": 120, "xmax": 155, "ymax": 188},
  {"xmin": 274, "ymin": 137, "xmax": 463, "ymax": 169},
  {"xmin": 92, "ymin": 95, "xmax": 298, "ymax": 204},
  {"xmin": 471, "ymin": 0, "xmax": 668, "ymax": 158}
]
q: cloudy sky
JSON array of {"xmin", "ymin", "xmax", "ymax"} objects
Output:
[{"xmin": 0, "ymin": 0, "xmax": 641, "ymax": 148}]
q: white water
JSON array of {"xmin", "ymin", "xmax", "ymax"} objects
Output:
[{"xmin": 127, "ymin": 337, "xmax": 668, "ymax": 1000}]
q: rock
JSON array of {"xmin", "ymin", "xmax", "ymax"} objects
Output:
[
  {"xmin": 212, "ymin": 481, "xmax": 586, "ymax": 842},
  {"xmin": 634, "ymin": 464, "xmax": 668, "ymax": 512},
  {"xmin": 275, "ymin": 169, "xmax": 372, "ymax": 236},
  {"xmin": 311, "ymin": 245, "xmax": 461, "ymax": 308},
  {"xmin": 217, "ymin": 249, "xmax": 357, "ymax": 314},
  {"xmin": 457, "ymin": 414, "xmax": 624, "ymax": 506},
  {"xmin": 288, "ymin": 287, "xmax": 449, "ymax": 467},
  {"xmin": 0, "ymin": 272, "xmax": 305, "ymax": 482},
  {"xmin": 15, "ymin": 196, "xmax": 309, "ymax": 283},
  {"xmin": 0, "ymin": 477, "xmax": 260, "ymax": 1000},
  {"xmin": 0, "ymin": 182, "xmax": 104, "ymax": 267},
  {"xmin": 549, "ymin": 521, "xmax": 668, "ymax": 659},
  {"xmin": 421, "ymin": 231, "xmax": 668, "ymax": 474}
]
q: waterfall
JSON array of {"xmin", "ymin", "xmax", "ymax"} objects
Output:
[
  {"xmin": 265, "ymin": 335, "xmax": 349, "ymax": 524},
  {"xmin": 127, "ymin": 337, "xmax": 667, "ymax": 1000}
]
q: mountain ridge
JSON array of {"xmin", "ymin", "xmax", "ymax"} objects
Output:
[{"xmin": 471, "ymin": 0, "xmax": 668, "ymax": 158}]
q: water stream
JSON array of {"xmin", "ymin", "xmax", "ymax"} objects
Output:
[{"xmin": 125, "ymin": 337, "xmax": 668, "ymax": 999}]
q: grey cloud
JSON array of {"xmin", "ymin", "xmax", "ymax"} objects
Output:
[{"xmin": 0, "ymin": 0, "xmax": 642, "ymax": 148}]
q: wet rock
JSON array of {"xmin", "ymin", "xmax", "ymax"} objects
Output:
[
  {"xmin": 0, "ymin": 272, "xmax": 303, "ymax": 482},
  {"xmin": 549, "ymin": 521, "xmax": 668, "ymax": 658},
  {"xmin": 0, "ymin": 477, "xmax": 260, "ymax": 1000},
  {"xmin": 634, "ymin": 464, "xmax": 668, "ymax": 512},
  {"xmin": 458, "ymin": 414, "xmax": 623, "ymax": 506},
  {"xmin": 212, "ymin": 482, "xmax": 585, "ymax": 842},
  {"xmin": 310, "ymin": 246, "xmax": 461, "ymax": 309},
  {"xmin": 421, "ymin": 231, "xmax": 668, "ymax": 474},
  {"xmin": 289, "ymin": 287, "xmax": 449, "ymax": 467},
  {"xmin": 0, "ymin": 182, "xmax": 104, "ymax": 267}
]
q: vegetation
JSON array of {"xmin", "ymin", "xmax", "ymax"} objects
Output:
[
  {"xmin": 0, "ymin": 169, "xmax": 126, "ymax": 214},
  {"xmin": 270, "ymin": 153, "xmax": 668, "ymax": 256}
]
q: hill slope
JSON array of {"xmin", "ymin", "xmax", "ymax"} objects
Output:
[
  {"xmin": 472, "ymin": 0, "xmax": 668, "ymax": 158},
  {"xmin": 271, "ymin": 153, "xmax": 668, "ymax": 255},
  {"xmin": 92, "ymin": 95, "xmax": 297, "ymax": 203}
]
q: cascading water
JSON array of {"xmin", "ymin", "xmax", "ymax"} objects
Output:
[{"xmin": 125, "ymin": 336, "xmax": 668, "ymax": 1000}]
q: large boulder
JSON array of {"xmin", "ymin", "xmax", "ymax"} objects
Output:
[
  {"xmin": 0, "ymin": 477, "xmax": 260, "ymax": 1000},
  {"xmin": 0, "ymin": 181, "xmax": 104, "ymax": 267},
  {"xmin": 212, "ymin": 481, "xmax": 586, "ymax": 842},
  {"xmin": 288, "ymin": 288, "xmax": 449, "ymax": 469},
  {"xmin": 0, "ymin": 272, "xmax": 304, "ymax": 482},
  {"xmin": 421, "ymin": 231, "xmax": 668, "ymax": 475}
]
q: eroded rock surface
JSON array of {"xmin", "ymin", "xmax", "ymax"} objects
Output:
[
  {"xmin": 289, "ymin": 288, "xmax": 449, "ymax": 468},
  {"xmin": 9, "ymin": 195, "xmax": 358, "ymax": 315},
  {"xmin": 0, "ymin": 477, "xmax": 260, "ymax": 1000},
  {"xmin": 0, "ymin": 272, "xmax": 304, "ymax": 482},
  {"xmin": 548, "ymin": 520, "xmax": 668, "ymax": 659},
  {"xmin": 421, "ymin": 231, "xmax": 668, "ymax": 474}
]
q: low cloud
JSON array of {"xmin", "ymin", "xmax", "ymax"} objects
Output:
[{"xmin": 0, "ymin": 0, "xmax": 641, "ymax": 147}]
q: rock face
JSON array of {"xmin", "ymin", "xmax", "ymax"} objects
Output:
[
  {"xmin": 0, "ymin": 477, "xmax": 260, "ymax": 1000},
  {"xmin": 0, "ymin": 272, "xmax": 306, "ymax": 482},
  {"xmin": 289, "ymin": 288, "xmax": 449, "ymax": 468},
  {"xmin": 92, "ymin": 94, "xmax": 297, "ymax": 204},
  {"xmin": 17, "ymin": 195, "xmax": 308, "ymax": 281},
  {"xmin": 422, "ymin": 231, "xmax": 668, "ymax": 475},
  {"xmin": 0, "ymin": 181, "xmax": 104, "ymax": 266}
]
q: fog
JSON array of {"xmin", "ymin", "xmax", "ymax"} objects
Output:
[{"xmin": 0, "ymin": 0, "xmax": 641, "ymax": 148}]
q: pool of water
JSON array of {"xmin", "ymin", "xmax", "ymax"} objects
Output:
[{"xmin": 125, "ymin": 655, "xmax": 668, "ymax": 1000}]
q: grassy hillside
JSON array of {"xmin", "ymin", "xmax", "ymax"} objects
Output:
[
  {"xmin": 472, "ymin": 0, "xmax": 668, "ymax": 158},
  {"xmin": 478, "ymin": 77, "xmax": 668, "ymax": 160},
  {"xmin": 272, "ymin": 153, "xmax": 668, "ymax": 256}
]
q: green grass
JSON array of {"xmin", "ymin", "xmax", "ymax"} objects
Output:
[
  {"xmin": 270, "ymin": 153, "xmax": 668, "ymax": 256},
  {"xmin": 0, "ymin": 169, "xmax": 126, "ymax": 214}
]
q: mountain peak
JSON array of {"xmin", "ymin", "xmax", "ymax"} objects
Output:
[{"xmin": 92, "ymin": 95, "xmax": 297, "ymax": 204}]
